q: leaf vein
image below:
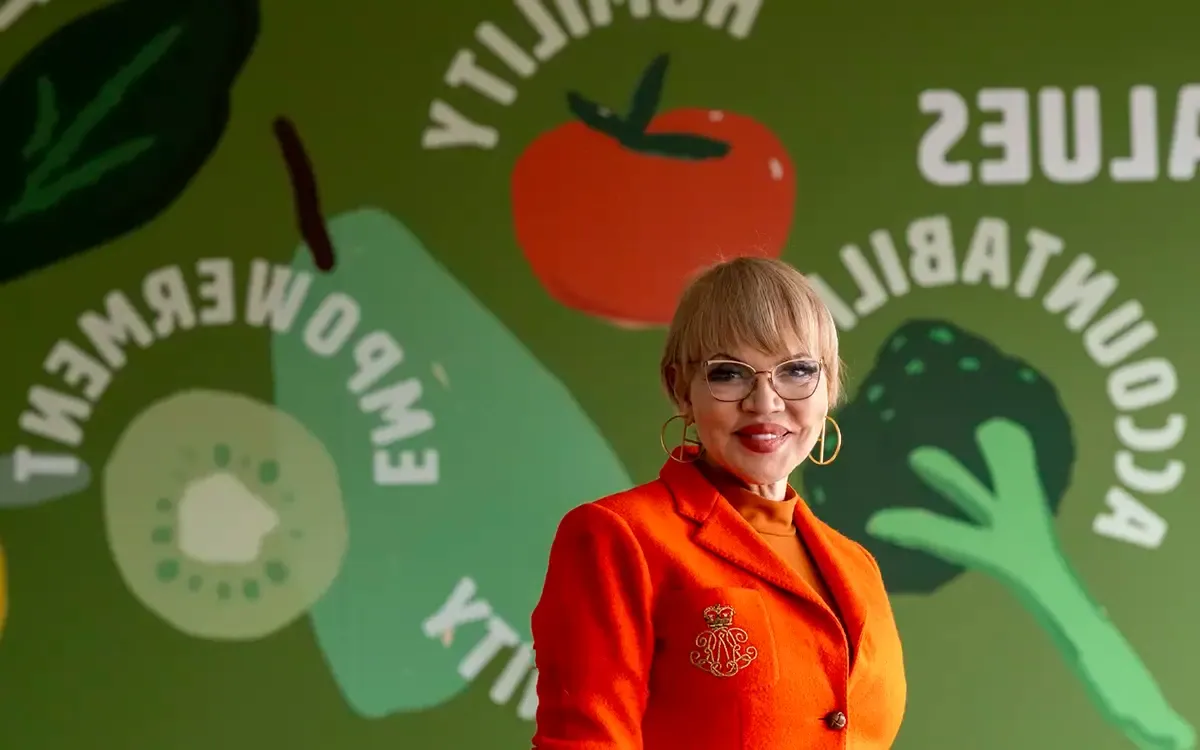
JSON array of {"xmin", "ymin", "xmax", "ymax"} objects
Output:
[
  {"xmin": 7, "ymin": 137, "xmax": 156, "ymax": 221},
  {"xmin": 21, "ymin": 76, "xmax": 59, "ymax": 160},
  {"xmin": 24, "ymin": 23, "xmax": 182, "ymax": 191}
]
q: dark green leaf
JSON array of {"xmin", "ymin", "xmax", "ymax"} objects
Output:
[
  {"xmin": 0, "ymin": 0, "xmax": 260, "ymax": 284},
  {"xmin": 625, "ymin": 53, "xmax": 669, "ymax": 132},
  {"xmin": 566, "ymin": 91, "xmax": 628, "ymax": 140},
  {"xmin": 628, "ymin": 131, "xmax": 731, "ymax": 160}
]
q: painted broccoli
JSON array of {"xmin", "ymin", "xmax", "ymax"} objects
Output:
[{"xmin": 803, "ymin": 320, "xmax": 1195, "ymax": 750}]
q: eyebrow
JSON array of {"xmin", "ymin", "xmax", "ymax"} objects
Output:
[{"xmin": 710, "ymin": 352, "xmax": 812, "ymax": 364}]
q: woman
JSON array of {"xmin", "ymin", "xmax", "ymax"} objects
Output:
[{"xmin": 530, "ymin": 257, "xmax": 907, "ymax": 749}]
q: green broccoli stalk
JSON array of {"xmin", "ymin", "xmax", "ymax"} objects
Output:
[{"xmin": 802, "ymin": 320, "xmax": 1195, "ymax": 750}]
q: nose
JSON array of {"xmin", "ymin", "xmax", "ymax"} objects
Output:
[{"xmin": 743, "ymin": 372, "xmax": 784, "ymax": 413}]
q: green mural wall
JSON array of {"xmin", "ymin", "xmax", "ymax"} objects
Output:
[{"xmin": 1, "ymin": 0, "xmax": 1197, "ymax": 748}]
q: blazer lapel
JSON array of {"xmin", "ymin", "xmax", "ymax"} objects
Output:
[
  {"xmin": 793, "ymin": 498, "xmax": 871, "ymax": 670},
  {"xmin": 659, "ymin": 456, "xmax": 821, "ymax": 606},
  {"xmin": 658, "ymin": 454, "xmax": 876, "ymax": 675}
]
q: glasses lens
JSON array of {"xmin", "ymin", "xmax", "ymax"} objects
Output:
[
  {"xmin": 773, "ymin": 359, "xmax": 821, "ymax": 400},
  {"xmin": 705, "ymin": 361, "xmax": 756, "ymax": 401}
]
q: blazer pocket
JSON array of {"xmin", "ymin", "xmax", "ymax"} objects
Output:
[{"xmin": 655, "ymin": 586, "xmax": 780, "ymax": 692}]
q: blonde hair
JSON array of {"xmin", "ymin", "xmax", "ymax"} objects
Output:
[{"xmin": 660, "ymin": 257, "xmax": 844, "ymax": 409}]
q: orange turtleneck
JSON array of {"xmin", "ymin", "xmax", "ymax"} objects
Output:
[{"xmin": 697, "ymin": 461, "xmax": 837, "ymax": 612}]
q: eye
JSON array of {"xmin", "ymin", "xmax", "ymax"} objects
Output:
[
  {"xmin": 706, "ymin": 362, "xmax": 751, "ymax": 382},
  {"xmin": 778, "ymin": 360, "xmax": 819, "ymax": 381}
]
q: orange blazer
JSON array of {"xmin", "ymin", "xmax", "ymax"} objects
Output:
[{"xmin": 530, "ymin": 456, "xmax": 907, "ymax": 749}]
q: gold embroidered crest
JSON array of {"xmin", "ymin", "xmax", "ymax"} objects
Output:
[{"xmin": 689, "ymin": 604, "xmax": 758, "ymax": 678}]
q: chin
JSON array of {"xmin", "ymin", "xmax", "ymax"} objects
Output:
[{"xmin": 730, "ymin": 456, "xmax": 795, "ymax": 486}]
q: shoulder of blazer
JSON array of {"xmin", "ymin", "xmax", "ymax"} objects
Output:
[
  {"xmin": 798, "ymin": 500, "xmax": 886, "ymax": 585},
  {"xmin": 578, "ymin": 478, "xmax": 690, "ymax": 546},
  {"xmin": 590, "ymin": 478, "xmax": 677, "ymax": 525},
  {"xmin": 844, "ymin": 538, "xmax": 888, "ymax": 594}
]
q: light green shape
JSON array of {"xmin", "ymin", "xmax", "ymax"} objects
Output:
[
  {"xmin": 271, "ymin": 208, "xmax": 631, "ymax": 718},
  {"xmin": 928, "ymin": 326, "xmax": 955, "ymax": 344},
  {"xmin": 867, "ymin": 418, "xmax": 1197, "ymax": 750},
  {"xmin": 0, "ymin": 451, "xmax": 91, "ymax": 508},
  {"xmin": 103, "ymin": 389, "xmax": 348, "ymax": 641}
]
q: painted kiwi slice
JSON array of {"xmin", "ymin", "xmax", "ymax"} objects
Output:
[{"xmin": 103, "ymin": 389, "xmax": 347, "ymax": 641}]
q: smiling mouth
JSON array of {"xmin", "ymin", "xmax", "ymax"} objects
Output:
[
  {"xmin": 732, "ymin": 416, "xmax": 796, "ymax": 454},
  {"xmin": 733, "ymin": 428, "xmax": 793, "ymax": 455},
  {"xmin": 738, "ymin": 431, "xmax": 789, "ymax": 441},
  {"xmin": 734, "ymin": 428, "xmax": 793, "ymax": 456}
]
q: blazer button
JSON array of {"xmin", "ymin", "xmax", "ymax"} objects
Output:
[{"xmin": 824, "ymin": 710, "xmax": 847, "ymax": 730}]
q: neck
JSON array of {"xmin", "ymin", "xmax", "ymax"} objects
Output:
[
  {"xmin": 748, "ymin": 479, "xmax": 789, "ymax": 501},
  {"xmin": 698, "ymin": 459, "xmax": 790, "ymax": 501}
]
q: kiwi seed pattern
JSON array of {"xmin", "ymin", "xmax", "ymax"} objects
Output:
[{"xmin": 103, "ymin": 389, "xmax": 348, "ymax": 641}]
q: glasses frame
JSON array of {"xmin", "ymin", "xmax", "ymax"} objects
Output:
[{"xmin": 701, "ymin": 357, "xmax": 825, "ymax": 403}]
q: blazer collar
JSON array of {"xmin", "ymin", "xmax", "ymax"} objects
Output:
[{"xmin": 659, "ymin": 451, "xmax": 870, "ymax": 664}]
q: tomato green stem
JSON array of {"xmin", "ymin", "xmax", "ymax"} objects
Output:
[{"xmin": 564, "ymin": 53, "xmax": 730, "ymax": 161}]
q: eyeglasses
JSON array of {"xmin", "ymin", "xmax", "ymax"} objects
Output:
[{"xmin": 702, "ymin": 358, "xmax": 824, "ymax": 402}]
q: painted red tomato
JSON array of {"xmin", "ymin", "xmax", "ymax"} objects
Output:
[{"xmin": 511, "ymin": 56, "xmax": 795, "ymax": 327}]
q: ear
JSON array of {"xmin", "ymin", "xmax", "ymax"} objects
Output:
[
  {"xmin": 664, "ymin": 365, "xmax": 691, "ymax": 412},
  {"xmin": 826, "ymin": 360, "xmax": 843, "ymax": 406}
]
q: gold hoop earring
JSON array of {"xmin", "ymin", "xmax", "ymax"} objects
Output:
[
  {"xmin": 660, "ymin": 414, "xmax": 703, "ymax": 463},
  {"xmin": 808, "ymin": 415, "xmax": 842, "ymax": 466}
]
